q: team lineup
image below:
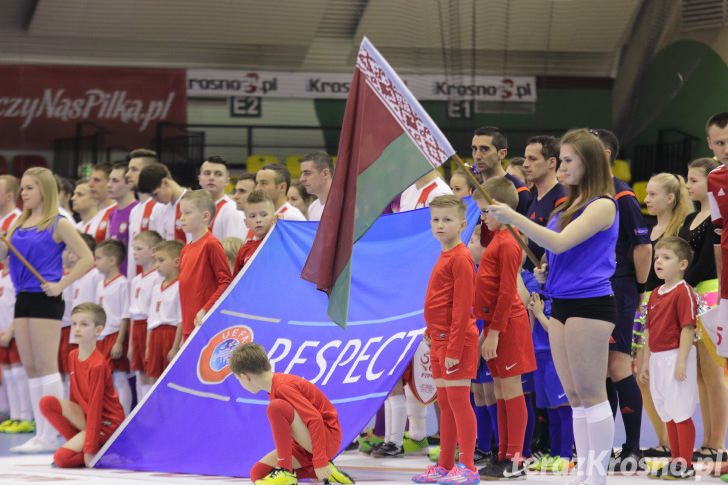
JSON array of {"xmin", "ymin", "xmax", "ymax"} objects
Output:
[{"xmin": 0, "ymin": 117, "xmax": 728, "ymax": 484}]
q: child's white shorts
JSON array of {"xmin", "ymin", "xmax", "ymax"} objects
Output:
[{"xmin": 649, "ymin": 347, "xmax": 697, "ymax": 423}]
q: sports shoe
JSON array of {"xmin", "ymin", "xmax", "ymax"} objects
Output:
[
  {"xmin": 6, "ymin": 420, "xmax": 35, "ymax": 434},
  {"xmin": 0, "ymin": 419, "xmax": 17, "ymax": 432},
  {"xmin": 660, "ymin": 462, "xmax": 695, "ymax": 480},
  {"xmin": 611, "ymin": 446, "xmax": 648, "ymax": 473},
  {"xmin": 528, "ymin": 453, "xmax": 552, "ymax": 471},
  {"xmin": 10, "ymin": 436, "xmax": 57, "ymax": 454},
  {"xmin": 413, "ymin": 465, "xmax": 449, "ymax": 483},
  {"xmin": 473, "ymin": 448, "xmax": 492, "ymax": 466},
  {"xmin": 479, "ymin": 459, "xmax": 526, "ymax": 480},
  {"xmin": 437, "ymin": 464, "xmax": 479, "ymax": 485},
  {"xmin": 254, "ymin": 468, "xmax": 297, "ymax": 485},
  {"xmin": 721, "ymin": 473, "xmax": 728, "ymax": 482},
  {"xmin": 372, "ymin": 441, "xmax": 404, "ymax": 458},
  {"xmin": 404, "ymin": 435, "xmax": 430, "ymax": 454},
  {"xmin": 643, "ymin": 446, "xmax": 672, "ymax": 458},
  {"xmin": 543, "ymin": 456, "xmax": 574, "ymax": 473},
  {"xmin": 325, "ymin": 461, "xmax": 355, "ymax": 484},
  {"xmin": 357, "ymin": 433, "xmax": 383, "ymax": 454}
]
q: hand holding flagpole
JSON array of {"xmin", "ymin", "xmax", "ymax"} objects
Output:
[
  {"xmin": 0, "ymin": 236, "xmax": 47, "ymax": 285},
  {"xmin": 451, "ymin": 154, "xmax": 541, "ymax": 268}
]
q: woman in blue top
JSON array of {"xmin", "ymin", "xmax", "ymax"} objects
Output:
[
  {"xmin": 0, "ymin": 167, "xmax": 93, "ymax": 453},
  {"xmin": 489, "ymin": 129, "xmax": 618, "ymax": 485}
]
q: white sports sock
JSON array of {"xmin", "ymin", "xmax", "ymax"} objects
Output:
[
  {"xmin": 389, "ymin": 394, "xmax": 407, "ymax": 446},
  {"xmin": 584, "ymin": 401, "xmax": 614, "ymax": 485},
  {"xmin": 135, "ymin": 372, "xmax": 144, "ymax": 401},
  {"xmin": 404, "ymin": 386, "xmax": 427, "ymax": 441},
  {"xmin": 572, "ymin": 406, "xmax": 589, "ymax": 482},
  {"xmin": 27, "ymin": 376, "xmax": 45, "ymax": 439},
  {"xmin": 141, "ymin": 383, "xmax": 153, "ymax": 399},
  {"xmin": 12, "ymin": 366, "xmax": 32, "ymax": 421},
  {"xmin": 3, "ymin": 366, "xmax": 20, "ymax": 420},
  {"xmin": 0, "ymin": 371, "xmax": 9, "ymax": 415},
  {"xmin": 384, "ymin": 397, "xmax": 392, "ymax": 443},
  {"xmin": 113, "ymin": 372, "xmax": 132, "ymax": 415},
  {"xmin": 38, "ymin": 373, "xmax": 63, "ymax": 443}
]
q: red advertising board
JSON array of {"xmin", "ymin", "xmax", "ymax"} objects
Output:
[{"xmin": 0, "ymin": 65, "xmax": 186, "ymax": 150}]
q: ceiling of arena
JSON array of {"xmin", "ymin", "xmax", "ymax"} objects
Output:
[{"xmin": 0, "ymin": 0, "xmax": 643, "ymax": 77}]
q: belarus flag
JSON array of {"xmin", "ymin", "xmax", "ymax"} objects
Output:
[{"xmin": 301, "ymin": 37, "xmax": 455, "ymax": 327}]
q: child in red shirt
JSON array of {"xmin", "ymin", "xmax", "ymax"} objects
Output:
[
  {"xmin": 39, "ymin": 303, "xmax": 125, "ymax": 468},
  {"xmin": 231, "ymin": 342, "xmax": 354, "ymax": 485},
  {"xmin": 234, "ymin": 191, "xmax": 276, "ymax": 275},
  {"xmin": 173, "ymin": 190, "xmax": 231, "ymax": 352},
  {"xmin": 413, "ymin": 195, "xmax": 479, "ymax": 485},
  {"xmin": 638, "ymin": 237, "xmax": 698, "ymax": 480},
  {"xmin": 474, "ymin": 178, "xmax": 536, "ymax": 480}
]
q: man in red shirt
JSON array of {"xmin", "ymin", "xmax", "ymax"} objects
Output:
[
  {"xmin": 173, "ymin": 190, "xmax": 231, "ymax": 351},
  {"xmin": 39, "ymin": 302, "xmax": 125, "ymax": 468},
  {"xmin": 230, "ymin": 342, "xmax": 354, "ymax": 485},
  {"xmin": 234, "ymin": 191, "xmax": 276, "ymax": 276},
  {"xmin": 474, "ymin": 178, "xmax": 536, "ymax": 480}
]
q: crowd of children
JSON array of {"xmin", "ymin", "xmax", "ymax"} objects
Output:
[{"xmin": 0, "ymin": 116, "xmax": 727, "ymax": 485}]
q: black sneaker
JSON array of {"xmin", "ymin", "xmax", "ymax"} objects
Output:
[
  {"xmin": 660, "ymin": 462, "xmax": 695, "ymax": 480},
  {"xmin": 611, "ymin": 446, "xmax": 648, "ymax": 474},
  {"xmin": 643, "ymin": 446, "xmax": 672, "ymax": 458},
  {"xmin": 371, "ymin": 441, "xmax": 404, "ymax": 458},
  {"xmin": 474, "ymin": 448, "xmax": 493, "ymax": 466},
  {"xmin": 479, "ymin": 459, "xmax": 526, "ymax": 480}
]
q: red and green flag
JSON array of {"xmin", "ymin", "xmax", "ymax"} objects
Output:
[{"xmin": 301, "ymin": 37, "xmax": 455, "ymax": 328}]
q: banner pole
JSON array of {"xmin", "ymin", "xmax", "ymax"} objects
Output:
[
  {"xmin": 1, "ymin": 236, "xmax": 48, "ymax": 285},
  {"xmin": 451, "ymin": 154, "xmax": 541, "ymax": 268}
]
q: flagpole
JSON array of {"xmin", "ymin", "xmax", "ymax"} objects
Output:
[
  {"xmin": 1, "ymin": 236, "xmax": 48, "ymax": 284},
  {"xmin": 451, "ymin": 154, "xmax": 541, "ymax": 268}
]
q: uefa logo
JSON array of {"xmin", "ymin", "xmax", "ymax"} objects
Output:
[{"xmin": 197, "ymin": 325, "xmax": 254, "ymax": 384}]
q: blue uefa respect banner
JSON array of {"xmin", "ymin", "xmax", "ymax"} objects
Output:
[{"xmin": 94, "ymin": 201, "xmax": 479, "ymax": 477}]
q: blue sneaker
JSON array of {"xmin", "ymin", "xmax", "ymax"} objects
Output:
[
  {"xmin": 437, "ymin": 464, "xmax": 480, "ymax": 485},
  {"xmin": 412, "ymin": 465, "xmax": 449, "ymax": 483}
]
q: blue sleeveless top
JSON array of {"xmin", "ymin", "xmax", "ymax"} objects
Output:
[
  {"xmin": 9, "ymin": 215, "xmax": 65, "ymax": 293},
  {"xmin": 544, "ymin": 197, "xmax": 618, "ymax": 299}
]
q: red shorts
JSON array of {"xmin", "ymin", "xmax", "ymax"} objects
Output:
[
  {"xmin": 0, "ymin": 339, "xmax": 20, "ymax": 366},
  {"xmin": 58, "ymin": 327, "xmax": 77, "ymax": 375},
  {"xmin": 145, "ymin": 325, "xmax": 177, "ymax": 378},
  {"xmin": 291, "ymin": 424, "xmax": 342, "ymax": 468},
  {"xmin": 129, "ymin": 320, "xmax": 148, "ymax": 372},
  {"xmin": 483, "ymin": 313, "xmax": 536, "ymax": 378},
  {"xmin": 430, "ymin": 341, "xmax": 478, "ymax": 380},
  {"xmin": 96, "ymin": 332, "xmax": 130, "ymax": 373}
]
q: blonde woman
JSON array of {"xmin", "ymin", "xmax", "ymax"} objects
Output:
[{"xmin": 0, "ymin": 168, "xmax": 93, "ymax": 453}]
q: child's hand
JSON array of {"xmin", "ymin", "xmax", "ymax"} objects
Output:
[
  {"xmin": 444, "ymin": 357, "xmax": 460, "ymax": 369},
  {"xmin": 0, "ymin": 332, "xmax": 9, "ymax": 347},
  {"xmin": 533, "ymin": 264, "xmax": 548, "ymax": 284},
  {"xmin": 111, "ymin": 341, "xmax": 123, "ymax": 359},
  {"xmin": 481, "ymin": 331, "xmax": 499, "ymax": 360},
  {"xmin": 528, "ymin": 292, "xmax": 545, "ymax": 317},
  {"xmin": 638, "ymin": 367, "xmax": 649, "ymax": 386},
  {"xmin": 41, "ymin": 281, "xmax": 63, "ymax": 297},
  {"xmin": 84, "ymin": 452, "xmax": 94, "ymax": 467},
  {"xmin": 422, "ymin": 333, "xmax": 431, "ymax": 347},
  {"xmin": 315, "ymin": 465, "xmax": 331, "ymax": 480},
  {"xmin": 674, "ymin": 361, "xmax": 687, "ymax": 381},
  {"xmin": 167, "ymin": 345, "xmax": 179, "ymax": 362},
  {"xmin": 194, "ymin": 309, "xmax": 207, "ymax": 326}
]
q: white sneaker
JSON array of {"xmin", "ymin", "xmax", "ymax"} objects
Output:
[{"xmin": 10, "ymin": 436, "xmax": 57, "ymax": 454}]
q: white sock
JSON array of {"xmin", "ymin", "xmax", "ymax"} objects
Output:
[
  {"xmin": 62, "ymin": 378, "xmax": 70, "ymax": 401},
  {"xmin": 572, "ymin": 407, "xmax": 589, "ymax": 481},
  {"xmin": 585, "ymin": 401, "xmax": 614, "ymax": 485},
  {"xmin": 113, "ymin": 372, "xmax": 132, "ymax": 415},
  {"xmin": 3, "ymin": 366, "xmax": 20, "ymax": 420},
  {"xmin": 27, "ymin": 376, "xmax": 45, "ymax": 440},
  {"xmin": 38, "ymin": 373, "xmax": 63, "ymax": 443},
  {"xmin": 0, "ymin": 370, "xmax": 9, "ymax": 415},
  {"xmin": 389, "ymin": 394, "xmax": 407, "ymax": 446},
  {"xmin": 141, "ymin": 383, "xmax": 153, "ymax": 399},
  {"xmin": 384, "ymin": 397, "xmax": 392, "ymax": 442},
  {"xmin": 135, "ymin": 372, "xmax": 145, "ymax": 401},
  {"xmin": 12, "ymin": 366, "xmax": 32, "ymax": 421},
  {"xmin": 404, "ymin": 386, "xmax": 427, "ymax": 441}
]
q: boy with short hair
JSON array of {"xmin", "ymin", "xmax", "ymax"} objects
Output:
[
  {"xmin": 413, "ymin": 194, "xmax": 479, "ymax": 485},
  {"xmin": 473, "ymin": 177, "xmax": 536, "ymax": 480},
  {"xmin": 94, "ymin": 239, "xmax": 132, "ymax": 415},
  {"xmin": 175, "ymin": 190, "xmax": 231, "ymax": 349},
  {"xmin": 39, "ymin": 303, "xmax": 125, "ymax": 468},
  {"xmin": 230, "ymin": 342, "xmax": 354, "ymax": 485},
  {"xmin": 638, "ymin": 237, "xmax": 698, "ymax": 480},
  {"xmin": 199, "ymin": 156, "xmax": 246, "ymax": 240},
  {"xmin": 145, "ymin": 240, "xmax": 183, "ymax": 382},
  {"xmin": 128, "ymin": 231, "xmax": 163, "ymax": 399},
  {"xmin": 138, "ymin": 162, "xmax": 189, "ymax": 243},
  {"xmin": 234, "ymin": 191, "xmax": 276, "ymax": 275}
]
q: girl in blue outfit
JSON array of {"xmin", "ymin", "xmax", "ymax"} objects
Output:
[{"xmin": 489, "ymin": 129, "xmax": 619, "ymax": 485}]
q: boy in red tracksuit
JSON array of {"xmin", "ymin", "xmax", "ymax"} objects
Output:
[
  {"xmin": 230, "ymin": 342, "xmax": 354, "ymax": 485},
  {"xmin": 413, "ymin": 194, "xmax": 480, "ymax": 485},
  {"xmin": 39, "ymin": 303, "xmax": 125, "ymax": 468},
  {"xmin": 474, "ymin": 177, "xmax": 536, "ymax": 480}
]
